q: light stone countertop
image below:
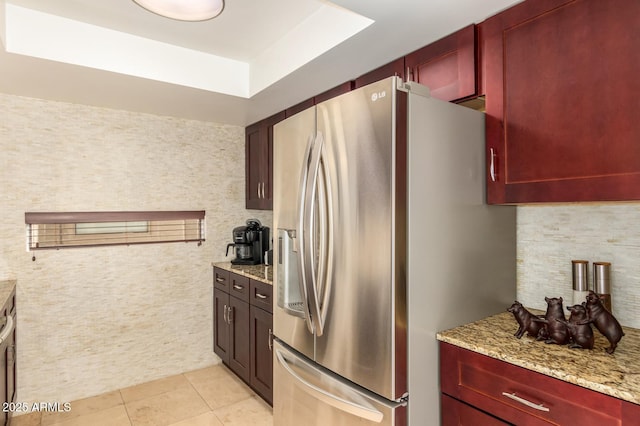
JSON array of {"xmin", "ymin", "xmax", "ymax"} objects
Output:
[
  {"xmin": 212, "ymin": 262, "xmax": 272, "ymax": 285},
  {"xmin": 0, "ymin": 280, "xmax": 16, "ymax": 309},
  {"xmin": 437, "ymin": 310, "xmax": 640, "ymax": 405}
]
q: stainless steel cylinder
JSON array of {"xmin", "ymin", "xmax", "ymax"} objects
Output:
[
  {"xmin": 593, "ymin": 261, "xmax": 612, "ymax": 311},
  {"xmin": 572, "ymin": 260, "xmax": 589, "ymax": 291},
  {"xmin": 572, "ymin": 260, "xmax": 589, "ymax": 305}
]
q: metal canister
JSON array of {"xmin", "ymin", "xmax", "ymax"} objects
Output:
[
  {"xmin": 571, "ymin": 260, "xmax": 589, "ymax": 305},
  {"xmin": 593, "ymin": 261, "xmax": 612, "ymax": 312}
]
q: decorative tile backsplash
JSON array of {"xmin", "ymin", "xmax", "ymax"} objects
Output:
[
  {"xmin": 0, "ymin": 93, "xmax": 271, "ymax": 405},
  {"xmin": 517, "ymin": 203, "xmax": 640, "ymax": 328}
]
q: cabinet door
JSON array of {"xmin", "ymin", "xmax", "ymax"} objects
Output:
[
  {"xmin": 228, "ymin": 296, "xmax": 251, "ymax": 383},
  {"xmin": 245, "ymin": 112, "xmax": 285, "ymax": 210},
  {"xmin": 250, "ymin": 305, "xmax": 273, "ymax": 405},
  {"xmin": 245, "ymin": 122, "xmax": 267, "ymax": 210},
  {"xmin": 484, "ymin": 0, "xmax": 640, "ymax": 203},
  {"xmin": 213, "ymin": 288, "xmax": 230, "ymax": 363},
  {"xmin": 405, "ymin": 25, "xmax": 478, "ymax": 102}
]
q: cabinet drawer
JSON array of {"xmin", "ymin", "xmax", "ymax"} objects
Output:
[
  {"xmin": 441, "ymin": 394, "xmax": 507, "ymax": 426},
  {"xmin": 229, "ymin": 273, "xmax": 250, "ymax": 303},
  {"xmin": 250, "ymin": 280, "xmax": 272, "ymax": 313},
  {"xmin": 213, "ymin": 267, "xmax": 230, "ymax": 292},
  {"xmin": 440, "ymin": 342, "xmax": 623, "ymax": 425}
]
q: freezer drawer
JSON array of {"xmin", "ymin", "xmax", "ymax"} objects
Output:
[{"xmin": 273, "ymin": 340, "xmax": 406, "ymax": 426}]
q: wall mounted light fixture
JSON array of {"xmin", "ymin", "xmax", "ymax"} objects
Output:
[{"xmin": 133, "ymin": 0, "xmax": 224, "ymax": 21}]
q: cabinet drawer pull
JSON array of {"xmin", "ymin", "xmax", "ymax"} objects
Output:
[
  {"xmin": 223, "ymin": 304, "xmax": 228, "ymax": 323},
  {"xmin": 501, "ymin": 392, "xmax": 550, "ymax": 412},
  {"xmin": 268, "ymin": 328, "xmax": 273, "ymax": 351},
  {"xmin": 216, "ymin": 277, "xmax": 225, "ymax": 283},
  {"xmin": 255, "ymin": 293, "xmax": 268, "ymax": 299},
  {"xmin": 233, "ymin": 284, "xmax": 244, "ymax": 290},
  {"xmin": 227, "ymin": 306, "xmax": 233, "ymax": 324}
]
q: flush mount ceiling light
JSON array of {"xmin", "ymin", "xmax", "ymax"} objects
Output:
[{"xmin": 133, "ymin": 0, "xmax": 224, "ymax": 21}]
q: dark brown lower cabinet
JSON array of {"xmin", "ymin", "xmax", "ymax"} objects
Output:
[
  {"xmin": 228, "ymin": 296, "xmax": 250, "ymax": 384},
  {"xmin": 250, "ymin": 305, "xmax": 273, "ymax": 405},
  {"xmin": 213, "ymin": 267, "xmax": 273, "ymax": 405},
  {"xmin": 440, "ymin": 342, "xmax": 636, "ymax": 425}
]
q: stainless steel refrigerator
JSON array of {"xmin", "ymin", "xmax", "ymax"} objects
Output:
[{"xmin": 272, "ymin": 77, "xmax": 516, "ymax": 425}]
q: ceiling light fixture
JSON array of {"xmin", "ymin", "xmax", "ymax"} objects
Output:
[{"xmin": 133, "ymin": 0, "xmax": 224, "ymax": 22}]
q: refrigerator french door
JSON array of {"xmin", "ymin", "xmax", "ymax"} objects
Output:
[
  {"xmin": 274, "ymin": 77, "xmax": 407, "ymax": 425},
  {"xmin": 272, "ymin": 77, "xmax": 516, "ymax": 425}
]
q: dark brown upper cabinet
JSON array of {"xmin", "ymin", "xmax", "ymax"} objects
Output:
[
  {"xmin": 483, "ymin": 0, "xmax": 640, "ymax": 204},
  {"xmin": 245, "ymin": 111, "xmax": 285, "ymax": 210},
  {"xmin": 246, "ymin": 82, "xmax": 354, "ymax": 210},
  {"xmin": 405, "ymin": 24, "xmax": 479, "ymax": 102}
]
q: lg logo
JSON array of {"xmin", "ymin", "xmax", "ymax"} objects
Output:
[{"xmin": 371, "ymin": 91, "xmax": 386, "ymax": 102}]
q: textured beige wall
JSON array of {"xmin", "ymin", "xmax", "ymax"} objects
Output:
[
  {"xmin": 0, "ymin": 94, "xmax": 271, "ymax": 405},
  {"xmin": 517, "ymin": 203, "xmax": 640, "ymax": 328}
]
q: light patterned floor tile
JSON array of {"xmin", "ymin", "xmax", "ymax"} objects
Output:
[
  {"xmin": 212, "ymin": 397, "xmax": 273, "ymax": 426},
  {"xmin": 41, "ymin": 391, "xmax": 123, "ymax": 426},
  {"xmin": 184, "ymin": 365, "xmax": 254, "ymax": 411},
  {"xmin": 46, "ymin": 405, "xmax": 131, "ymax": 426},
  {"xmin": 9, "ymin": 411, "xmax": 42, "ymax": 426},
  {"xmin": 124, "ymin": 384, "xmax": 210, "ymax": 426},
  {"xmin": 120, "ymin": 374, "xmax": 193, "ymax": 404},
  {"xmin": 167, "ymin": 411, "xmax": 224, "ymax": 426}
]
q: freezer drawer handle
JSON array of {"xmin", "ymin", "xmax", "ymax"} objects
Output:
[
  {"xmin": 275, "ymin": 349, "xmax": 384, "ymax": 423},
  {"xmin": 501, "ymin": 392, "xmax": 550, "ymax": 412},
  {"xmin": 0, "ymin": 315, "xmax": 14, "ymax": 343}
]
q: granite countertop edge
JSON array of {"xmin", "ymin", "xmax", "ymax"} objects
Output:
[
  {"xmin": 437, "ymin": 311, "xmax": 640, "ymax": 405},
  {"xmin": 211, "ymin": 262, "xmax": 272, "ymax": 285}
]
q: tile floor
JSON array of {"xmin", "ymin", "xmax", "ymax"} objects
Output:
[{"xmin": 10, "ymin": 364, "xmax": 273, "ymax": 426}]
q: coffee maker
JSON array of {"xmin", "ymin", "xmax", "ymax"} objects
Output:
[{"xmin": 226, "ymin": 219, "xmax": 270, "ymax": 265}]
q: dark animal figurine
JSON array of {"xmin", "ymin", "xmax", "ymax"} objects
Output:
[
  {"xmin": 582, "ymin": 291, "xmax": 624, "ymax": 354},
  {"xmin": 535, "ymin": 297, "xmax": 570, "ymax": 345},
  {"xmin": 559, "ymin": 304, "xmax": 594, "ymax": 349},
  {"xmin": 507, "ymin": 301, "xmax": 544, "ymax": 339}
]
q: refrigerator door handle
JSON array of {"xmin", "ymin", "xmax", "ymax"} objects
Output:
[
  {"xmin": 275, "ymin": 348, "xmax": 385, "ymax": 423},
  {"xmin": 296, "ymin": 133, "xmax": 317, "ymax": 334},
  {"xmin": 302, "ymin": 132, "xmax": 325, "ymax": 336},
  {"xmin": 315, "ymin": 132, "xmax": 334, "ymax": 335}
]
